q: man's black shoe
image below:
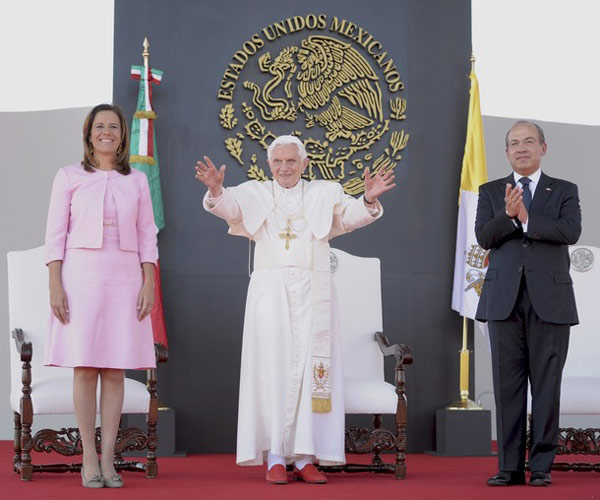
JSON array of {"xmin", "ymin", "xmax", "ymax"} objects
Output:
[
  {"xmin": 487, "ymin": 471, "xmax": 526, "ymax": 486},
  {"xmin": 530, "ymin": 471, "xmax": 551, "ymax": 486}
]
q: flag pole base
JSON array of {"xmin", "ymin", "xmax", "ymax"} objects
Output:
[
  {"xmin": 446, "ymin": 398, "xmax": 484, "ymax": 410},
  {"xmin": 433, "ymin": 407, "xmax": 493, "ymax": 456}
]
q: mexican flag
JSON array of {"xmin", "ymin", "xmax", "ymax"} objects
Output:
[{"xmin": 130, "ymin": 43, "xmax": 168, "ymax": 346}]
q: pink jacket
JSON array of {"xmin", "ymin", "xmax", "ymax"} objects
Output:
[{"xmin": 45, "ymin": 163, "xmax": 157, "ymax": 265}]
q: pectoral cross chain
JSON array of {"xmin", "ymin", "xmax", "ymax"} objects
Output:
[{"xmin": 279, "ymin": 219, "xmax": 297, "ymax": 250}]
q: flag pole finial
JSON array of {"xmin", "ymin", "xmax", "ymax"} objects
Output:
[
  {"xmin": 143, "ymin": 37, "xmax": 150, "ymax": 66},
  {"xmin": 470, "ymin": 52, "xmax": 476, "ymax": 71}
]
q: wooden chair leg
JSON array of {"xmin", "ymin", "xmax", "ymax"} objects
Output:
[
  {"xmin": 19, "ymin": 360, "xmax": 34, "ymax": 481},
  {"xmin": 13, "ymin": 412, "xmax": 22, "ymax": 472},
  {"xmin": 374, "ymin": 332, "xmax": 412, "ymax": 479},
  {"xmin": 145, "ymin": 424, "xmax": 158, "ymax": 478},
  {"xmin": 20, "ymin": 409, "xmax": 33, "ymax": 480},
  {"xmin": 394, "ymin": 422, "xmax": 407, "ymax": 479},
  {"xmin": 146, "ymin": 368, "xmax": 158, "ymax": 478},
  {"xmin": 394, "ymin": 365, "xmax": 407, "ymax": 479},
  {"xmin": 371, "ymin": 414, "xmax": 383, "ymax": 466}
]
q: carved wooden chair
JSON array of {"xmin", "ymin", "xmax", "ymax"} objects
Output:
[
  {"xmin": 318, "ymin": 248, "xmax": 413, "ymax": 479},
  {"xmin": 7, "ymin": 246, "xmax": 168, "ymax": 481},
  {"xmin": 527, "ymin": 245, "xmax": 600, "ymax": 472}
]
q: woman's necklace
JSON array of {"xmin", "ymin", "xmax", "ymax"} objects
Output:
[{"xmin": 272, "ymin": 181, "xmax": 305, "ymax": 250}]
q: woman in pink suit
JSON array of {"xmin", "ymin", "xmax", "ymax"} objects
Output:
[{"xmin": 44, "ymin": 104, "xmax": 157, "ymax": 488}]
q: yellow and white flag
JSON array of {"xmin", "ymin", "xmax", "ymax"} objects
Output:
[{"xmin": 451, "ymin": 66, "xmax": 489, "ymax": 319}]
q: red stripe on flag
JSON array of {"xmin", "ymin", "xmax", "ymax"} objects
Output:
[
  {"xmin": 147, "ymin": 66, "xmax": 154, "ymax": 106},
  {"xmin": 146, "ymin": 66, "xmax": 155, "ymax": 158},
  {"xmin": 147, "ymin": 119, "xmax": 155, "ymax": 158},
  {"xmin": 151, "ymin": 259, "xmax": 168, "ymax": 347},
  {"xmin": 147, "ymin": 119, "xmax": 154, "ymax": 158},
  {"xmin": 151, "ymin": 72, "xmax": 162, "ymax": 85}
]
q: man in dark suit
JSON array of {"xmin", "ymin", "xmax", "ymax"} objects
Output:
[{"xmin": 475, "ymin": 121, "xmax": 581, "ymax": 487}]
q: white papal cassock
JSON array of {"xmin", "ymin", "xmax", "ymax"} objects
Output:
[{"xmin": 204, "ymin": 179, "xmax": 382, "ymax": 466}]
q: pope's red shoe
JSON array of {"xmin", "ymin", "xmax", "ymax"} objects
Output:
[
  {"xmin": 266, "ymin": 464, "xmax": 288, "ymax": 484},
  {"xmin": 293, "ymin": 463, "xmax": 327, "ymax": 484}
]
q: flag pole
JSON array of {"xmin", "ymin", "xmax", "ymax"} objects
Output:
[
  {"xmin": 446, "ymin": 316, "xmax": 482, "ymax": 409},
  {"xmin": 143, "ymin": 36, "xmax": 149, "ymax": 69},
  {"xmin": 447, "ymin": 52, "xmax": 483, "ymax": 411}
]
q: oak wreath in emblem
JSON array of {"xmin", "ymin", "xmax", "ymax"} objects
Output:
[{"xmin": 217, "ymin": 22, "xmax": 409, "ymax": 195}]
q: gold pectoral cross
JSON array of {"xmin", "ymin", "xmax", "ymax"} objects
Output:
[{"xmin": 279, "ymin": 219, "xmax": 297, "ymax": 250}]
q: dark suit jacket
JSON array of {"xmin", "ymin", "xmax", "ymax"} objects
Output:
[{"xmin": 474, "ymin": 172, "xmax": 581, "ymax": 325}]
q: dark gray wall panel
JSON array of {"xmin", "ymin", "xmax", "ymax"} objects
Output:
[{"xmin": 113, "ymin": 0, "xmax": 471, "ymax": 453}]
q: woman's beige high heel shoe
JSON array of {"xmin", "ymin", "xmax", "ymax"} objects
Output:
[
  {"xmin": 81, "ymin": 465, "xmax": 104, "ymax": 488},
  {"xmin": 103, "ymin": 471, "xmax": 124, "ymax": 488}
]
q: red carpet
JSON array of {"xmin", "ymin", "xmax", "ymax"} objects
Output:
[{"xmin": 3, "ymin": 441, "xmax": 598, "ymax": 499}]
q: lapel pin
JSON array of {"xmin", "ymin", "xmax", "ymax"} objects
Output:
[{"xmin": 545, "ymin": 187, "xmax": 552, "ymax": 191}]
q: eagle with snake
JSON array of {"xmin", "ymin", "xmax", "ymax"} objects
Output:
[{"xmin": 244, "ymin": 35, "xmax": 384, "ymax": 145}]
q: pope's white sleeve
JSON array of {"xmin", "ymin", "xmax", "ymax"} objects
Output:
[
  {"xmin": 203, "ymin": 189, "xmax": 243, "ymax": 224},
  {"xmin": 330, "ymin": 193, "xmax": 383, "ymax": 238}
]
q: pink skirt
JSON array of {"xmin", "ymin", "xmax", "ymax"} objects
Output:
[{"xmin": 45, "ymin": 230, "xmax": 156, "ymax": 369}]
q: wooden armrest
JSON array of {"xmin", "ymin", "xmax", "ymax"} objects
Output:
[
  {"xmin": 12, "ymin": 328, "xmax": 32, "ymax": 362},
  {"xmin": 154, "ymin": 342, "xmax": 168, "ymax": 363},
  {"xmin": 374, "ymin": 331, "xmax": 413, "ymax": 365}
]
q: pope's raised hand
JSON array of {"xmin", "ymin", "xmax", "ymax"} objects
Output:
[
  {"xmin": 195, "ymin": 156, "xmax": 226, "ymax": 197},
  {"xmin": 364, "ymin": 167, "xmax": 396, "ymax": 204}
]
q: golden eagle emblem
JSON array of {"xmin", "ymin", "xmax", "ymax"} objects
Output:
[
  {"xmin": 219, "ymin": 30, "xmax": 408, "ymax": 195},
  {"xmin": 245, "ymin": 35, "xmax": 384, "ymax": 144}
]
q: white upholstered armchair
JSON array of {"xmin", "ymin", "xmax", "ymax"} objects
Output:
[
  {"xmin": 319, "ymin": 248, "xmax": 413, "ymax": 479},
  {"xmin": 7, "ymin": 246, "xmax": 167, "ymax": 481}
]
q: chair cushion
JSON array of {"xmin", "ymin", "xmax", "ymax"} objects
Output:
[
  {"xmin": 11, "ymin": 375, "xmax": 150, "ymax": 415},
  {"xmin": 344, "ymin": 378, "xmax": 398, "ymax": 414}
]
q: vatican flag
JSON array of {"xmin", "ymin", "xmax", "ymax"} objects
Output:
[{"xmin": 451, "ymin": 66, "xmax": 488, "ymax": 319}]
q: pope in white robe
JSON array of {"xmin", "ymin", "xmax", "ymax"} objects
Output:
[{"xmin": 195, "ymin": 135, "xmax": 396, "ymax": 484}]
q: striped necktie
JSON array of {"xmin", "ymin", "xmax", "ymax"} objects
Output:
[{"xmin": 520, "ymin": 177, "xmax": 532, "ymax": 211}]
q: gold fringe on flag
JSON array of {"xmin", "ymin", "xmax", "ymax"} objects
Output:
[
  {"xmin": 134, "ymin": 110, "xmax": 158, "ymax": 119},
  {"xmin": 312, "ymin": 397, "xmax": 331, "ymax": 413},
  {"xmin": 130, "ymin": 155, "xmax": 156, "ymax": 165}
]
